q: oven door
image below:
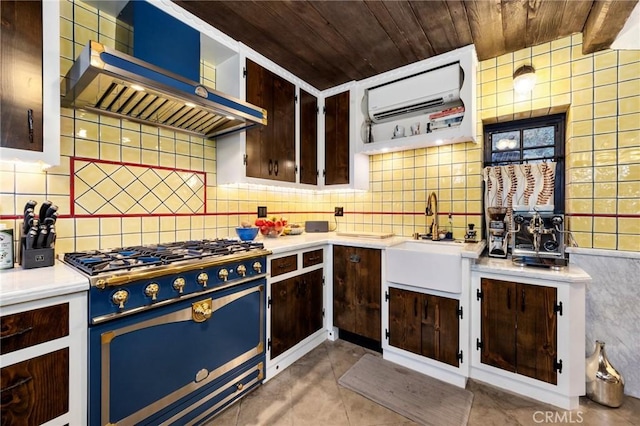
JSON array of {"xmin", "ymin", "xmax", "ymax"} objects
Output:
[{"xmin": 89, "ymin": 279, "xmax": 265, "ymax": 426}]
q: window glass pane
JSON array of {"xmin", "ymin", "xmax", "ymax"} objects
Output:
[
  {"xmin": 492, "ymin": 151, "xmax": 521, "ymax": 163},
  {"xmin": 492, "ymin": 131, "xmax": 520, "ymax": 151},
  {"xmin": 523, "ymin": 126, "xmax": 555, "ymax": 148},
  {"xmin": 523, "ymin": 147, "xmax": 555, "ymax": 160}
]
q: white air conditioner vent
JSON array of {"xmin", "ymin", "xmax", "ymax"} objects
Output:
[{"xmin": 367, "ymin": 63, "xmax": 462, "ymax": 123}]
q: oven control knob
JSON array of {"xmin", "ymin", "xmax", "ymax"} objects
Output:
[
  {"xmin": 552, "ymin": 215, "xmax": 564, "ymax": 226},
  {"xmin": 173, "ymin": 277, "xmax": 186, "ymax": 294},
  {"xmin": 112, "ymin": 289, "xmax": 129, "ymax": 309},
  {"xmin": 252, "ymin": 261, "xmax": 262, "ymax": 274},
  {"xmin": 237, "ymin": 265, "xmax": 247, "ymax": 277},
  {"xmin": 197, "ymin": 272, "xmax": 209, "ymax": 288},
  {"xmin": 218, "ymin": 269, "xmax": 229, "ymax": 282},
  {"xmin": 145, "ymin": 283, "xmax": 159, "ymax": 301}
]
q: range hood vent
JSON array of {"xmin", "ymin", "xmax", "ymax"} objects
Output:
[{"xmin": 61, "ymin": 41, "xmax": 267, "ymax": 138}]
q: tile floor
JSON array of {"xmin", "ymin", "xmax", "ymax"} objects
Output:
[{"xmin": 207, "ymin": 340, "xmax": 640, "ymax": 426}]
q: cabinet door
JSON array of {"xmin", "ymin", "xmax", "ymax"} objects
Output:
[
  {"xmin": 516, "ymin": 283, "xmax": 558, "ymax": 385},
  {"xmin": 0, "ymin": 0, "xmax": 43, "ymax": 152},
  {"xmin": 333, "ymin": 246, "xmax": 381, "ymax": 342},
  {"xmin": 246, "ymin": 59, "xmax": 272, "ymax": 179},
  {"xmin": 271, "ymin": 73, "xmax": 295, "ymax": 182},
  {"xmin": 388, "ymin": 288, "xmax": 421, "ymax": 354},
  {"xmin": 270, "ymin": 276, "xmax": 297, "ymax": 359},
  {"xmin": 300, "ymin": 268, "xmax": 324, "ymax": 339},
  {"xmin": 333, "ymin": 245, "xmax": 356, "ymax": 333},
  {"xmin": 324, "ymin": 91, "xmax": 350, "ymax": 185},
  {"xmin": 1, "ymin": 348, "xmax": 69, "ymax": 425},
  {"xmin": 245, "ymin": 60, "xmax": 295, "ymax": 182},
  {"xmin": 353, "ymin": 247, "xmax": 381, "ymax": 341},
  {"xmin": 480, "ymin": 278, "xmax": 517, "ymax": 373},
  {"xmin": 423, "ymin": 295, "xmax": 460, "ymax": 367},
  {"xmin": 299, "ymin": 89, "xmax": 318, "ymax": 185}
]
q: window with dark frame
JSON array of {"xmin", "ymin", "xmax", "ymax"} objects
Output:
[{"xmin": 483, "ymin": 113, "xmax": 566, "ymax": 212}]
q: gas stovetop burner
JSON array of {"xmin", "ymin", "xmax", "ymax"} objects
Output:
[{"xmin": 63, "ymin": 239, "xmax": 265, "ymax": 276}]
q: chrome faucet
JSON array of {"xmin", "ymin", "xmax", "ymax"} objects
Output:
[{"xmin": 426, "ymin": 192, "xmax": 439, "ymax": 241}]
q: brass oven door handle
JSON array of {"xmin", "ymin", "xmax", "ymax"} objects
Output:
[{"xmin": 192, "ymin": 299, "xmax": 213, "ymax": 322}]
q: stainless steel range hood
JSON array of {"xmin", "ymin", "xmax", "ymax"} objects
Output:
[{"xmin": 61, "ymin": 41, "xmax": 267, "ymax": 138}]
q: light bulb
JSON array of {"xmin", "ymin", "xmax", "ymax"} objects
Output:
[{"xmin": 513, "ymin": 65, "xmax": 536, "ymax": 94}]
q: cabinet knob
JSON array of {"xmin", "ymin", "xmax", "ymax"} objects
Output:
[
  {"xmin": 145, "ymin": 283, "xmax": 159, "ymax": 300},
  {"xmin": 112, "ymin": 289, "xmax": 129, "ymax": 309},
  {"xmin": 198, "ymin": 272, "xmax": 209, "ymax": 287},
  {"xmin": 173, "ymin": 277, "xmax": 186, "ymax": 294}
]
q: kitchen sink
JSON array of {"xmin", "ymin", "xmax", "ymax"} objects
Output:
[{"xmin": 386, "ymin": 240, "xmax": 463, "ymax": 293}]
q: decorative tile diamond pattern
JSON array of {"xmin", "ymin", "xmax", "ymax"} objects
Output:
[{"xmin": 72, "ymin": 158, "xmax": 206, "ymax": 216}]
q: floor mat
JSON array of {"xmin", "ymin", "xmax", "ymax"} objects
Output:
[{"xmin": 338, "ymin": 353, "xmax": 473, "ymax": 426}]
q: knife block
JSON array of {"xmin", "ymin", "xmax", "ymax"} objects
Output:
[{"xmin": 19, "ymin": 222, "xmax": 55, "ymax": 269}]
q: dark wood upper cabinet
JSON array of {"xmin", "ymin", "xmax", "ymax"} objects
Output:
[
  {"xmin": 480, "ymin": 278, "xmax": 558, "ymax": 385},
  {"xmin": 0, "ymin": 0, "xmax": 43, "ymax": 152},
  {"xmin": 324, "ymin": 91, "xmax": 350, "ymax": 185},
  {"xmin": 333, "ymin": 245, "xmax": 381, "ymax": 342},
  {"xmin": 299, "ymin": 89, "xmax": 318, "ymax": 185},
  {"xmin": 245, "ymin": 59, "xmax": 295, "ymax": 182}
]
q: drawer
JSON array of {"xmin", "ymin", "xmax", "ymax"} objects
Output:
[
  {"xmin": 0, "ymin": 348, "xmax": 69, "ymax": 425},
  {"xmin": 270, "ymin": 255, "xmax": 297, "ymax": 277},
  {"xmin": 1, "ymin": 303, "xmax": 69, "ymax": 355},
  {"xmin": 302, "ymin": 249, "xmax": 323, "ymax": 268}
]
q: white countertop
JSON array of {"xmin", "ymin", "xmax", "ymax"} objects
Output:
[
  {"xmin": 0, "ymin": 261, "xmax": 89, "ymax": 307},
  {"xmin": 472, "ymin": 257, "xmax": 591, "ymax": 283},
  {"xmin": 259, "ymin": 232, "xmax": 486, "ymax": 258}
]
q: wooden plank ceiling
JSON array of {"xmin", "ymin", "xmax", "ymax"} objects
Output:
[{"xmin": 173, "ymin": 0, "xmax": 638, "ymax": 90}]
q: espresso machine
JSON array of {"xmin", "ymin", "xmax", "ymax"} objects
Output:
[
  {"xmin": 511, "ymin": 209, "xmax": 568, "ymax": 268},
  {"xmin": 487, "ymin": 207, "xmax": 508, "ymax": 258}
]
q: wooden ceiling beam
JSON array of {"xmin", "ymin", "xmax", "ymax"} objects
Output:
[{"xmin": 583, "ymin": 0, "xmax": 639, "ymax": 54}]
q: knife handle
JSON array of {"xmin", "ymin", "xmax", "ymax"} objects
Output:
[
  {"xmin": 44, "ymin": 205, "xmax": 58, "ymax": 219},
  {"xmin": 38, "ymin": 201, "xmax": 52, "ymax": 222},
  {"xmin": 35, "ymin": 228, "xmax": 48, "ymax": 249},
  {"xmin": 45, "ymin": 226, "xmax": 56, "ymax": 249},
  {"xmin": 24, "ymin": 200, "xmax": 37, "ymax": 214}
]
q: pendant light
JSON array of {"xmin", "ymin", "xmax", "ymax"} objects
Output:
[{"xmin": 513, "ymin": 64, "xmax": 536, "ymax": 94}]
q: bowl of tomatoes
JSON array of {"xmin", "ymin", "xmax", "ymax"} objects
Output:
[{"xmin": 254, "ymin": 217, "xmax": 287, "ymax": 238}]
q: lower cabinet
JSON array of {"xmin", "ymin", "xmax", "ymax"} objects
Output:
[
  {"xmin": 388, "ymin": 287, "xmax": 460, "ymax": 367},
  {"xmin": 1, "ymin": 348, "xmax": 69, "ymax": 425},
  {"xmin": 333, "ymin": 246, "xmax": 381, "ymax": 342},
  {"xmin": 0, "ymin": 291, "xmax": 86, "ymax": 426},
  {"xmin": 270, "ymin": 269, "xmax": 324, "ymax": 358},
  {"xmin": 479, "ymin": 278, "xmax": 558, "ymax": 384}
]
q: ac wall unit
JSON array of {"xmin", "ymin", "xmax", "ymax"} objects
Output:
[{"xmin": 367, "ymin": 62, "xmax": 462, "ymax": 123}]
